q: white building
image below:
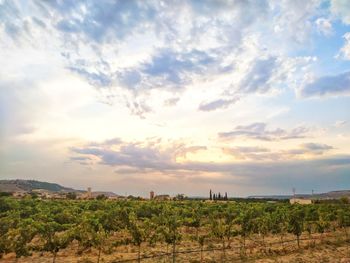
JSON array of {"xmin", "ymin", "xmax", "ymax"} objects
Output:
[{"xmin": 290, "ymin": 198, "xmax": 313, "ymax": 205}]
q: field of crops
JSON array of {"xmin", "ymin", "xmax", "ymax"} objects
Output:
[{"xmin": 0, "ymin": 197, "xmax": 350, "ymax": 262}]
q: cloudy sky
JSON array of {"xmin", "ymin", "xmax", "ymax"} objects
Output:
[{"xmin": 1, "ymin": 0, "xmax": 350, "ymax": 197}]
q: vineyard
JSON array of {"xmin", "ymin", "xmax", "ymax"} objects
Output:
[{"xmin": 0, "ymin": 197, "xmax": 350, "ymax": 262}]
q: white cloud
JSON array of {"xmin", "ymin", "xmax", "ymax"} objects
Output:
[
  {"xmin": 331, "ymin": 0, "xmax": 350, "ymax": 24},
  {"xmin": 0, "ymin": 0, "xmax": 323, "ymax": 116},
  {"xmin": 315, "ymin": 18, "xmax": 333, "ymax": 36},
  {"xmin": 1, "ymin": 0, "xmax": 350, "ymax": 196},
  {"xmin": 334, "ymin": 120, "xmax": 347, "ymax": 127},
  {"xmin": 336, "ymin": 32, "xmax": 350, "ymax": 60},
  {"xmin": 270, "ymin": 0, "xmax": 322, "ymax": 44}
]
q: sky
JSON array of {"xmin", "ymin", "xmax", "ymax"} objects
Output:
[{"xmin": 0, "ymin": 0, "xmax": 350, "ymax": 197}]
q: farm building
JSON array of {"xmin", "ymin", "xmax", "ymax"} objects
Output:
[{"xmin": 290, "ymin": 198, "xmax": 313, "ymax": 205}]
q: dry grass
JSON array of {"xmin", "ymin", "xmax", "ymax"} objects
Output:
[{"xmin": 1, "ymin": 232, "xmax": 350, "ymax": 263}]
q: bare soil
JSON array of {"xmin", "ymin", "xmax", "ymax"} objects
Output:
[{"xmin": 1, "ymin": 232, "xmax": 350, "ymax": 263}]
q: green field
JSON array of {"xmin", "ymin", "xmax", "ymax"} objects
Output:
[{"xmin": 1, "ymin": 197, "xmax": 350, "ymax": 262}]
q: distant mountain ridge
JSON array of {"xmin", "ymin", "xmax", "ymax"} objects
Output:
[
  {"xmin": 0, "ymin": 179, "xmax": 77, "ymax": 193},
  {"xmin": 249, "ymin": 190, "xmax": 350, "ymax": 200},
  {"xmin": 0, "ymin": 179, "xmax": 120, "ymax": 197}
]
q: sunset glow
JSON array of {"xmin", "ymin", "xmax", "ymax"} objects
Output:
[{"xmin": 1, "ymin": 0, "xmax": 350, "ymax": 197}]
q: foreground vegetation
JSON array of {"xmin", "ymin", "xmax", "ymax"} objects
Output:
[{"xmin": 0, "ymin": 197, "xmax": 350, "ymax": 262}]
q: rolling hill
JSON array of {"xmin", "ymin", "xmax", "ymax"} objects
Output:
[
  {"xmin": 0, "ymin": 179, "xmax": 77, "ymax": 193},
  {"xmin": 0, "ymin": 179, "xmax": 120, "ymax": 197}
]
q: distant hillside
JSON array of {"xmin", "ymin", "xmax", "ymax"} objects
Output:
[
  {"xmin": 0, "ymin": 179, "xmax": 77, "ymax": 193},
  {"xmin": 0, "ymin": 179, "xmax": 121, "ymax": 197},
  {"xmin": 316, "ymin": 190, "xmax": 350, "ymax": 199},
  {"xmin": 249, "ymin": 190, "xmax": 350, "ymax": 200}
]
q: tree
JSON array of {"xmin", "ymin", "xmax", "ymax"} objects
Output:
[
  {"xmin": 186, "ymin": 206, "xmax": 207, "ymax": 262},
  {"xmin": 157, "ymin": 207, "xmax": 182, "ymax": 263},
  {"xmin": 287, "ymin": 207, "xmax": 305, "ymax": 248},
  {"xmin": 87, "ymin": 208, "xmax": 122, "ymax": 263},
  {"xmin": 210, "ymin": 216, "xmax": 226, "ymax": 261},
  {"xmin": 0, "ymin": 197, "xmax": 17, "ymax": 213},
  {"xmin": 303, "ymin": 206, "xmax": 319, "ymax": 247},
  {"xmin": 270, "ymin": 207, "xmax": 288, "ymax": 252},
  {"xmin": 340, "ymin": 197, "xmax": 349, "ymax": 204},
  {"xmin": 66, "ymin": 192, "xmax": 77, "ymax": 200},
  {"xmin": 238, "ymin": 207, "xmax": 255, "ymax": 256},
  {"xmin": 186, "ymin": 208, "xmax": 202, "ymax": 239},
  {"xmin": 94, "ymin": 226, "xmax": 108, "ymax": 263},
  {"xmin": 315, "ymin": 218, "xmax": 329, "ymax": 242},
  {"xmin": 7, "ymin": 219, "xmax": 37, "ymax": 260},
  {"xmin": 0, "ymin": 192, "xmax": 12, "ymax": 197},
  {"xmin": 337, "ymin": 208, "xmax": 350, "ymax": 240},
  {"xmin": 37, "ymin": 221, "xmax": 72, "ymax": 263},
  {"xmin": 0, "ymin": 212, "xmax": 20, "ymax": 258},
  {"xmin": 96, "ymin": 194, "xmax": 107, "ymax": 200},
  {"xmin": 223, "ymin": 208, "xmax": 239, "ymax": 249},
  {"xmin": 72, "ymin": 213, "xmax": 108, "ymax": 263},
  {"xmin": 255, "ymin": 213, "xmax": 271, "ymax": 253},
  {"xmin": 125, "ymin": 212, "xmax": 149, "ymax": 263}
]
